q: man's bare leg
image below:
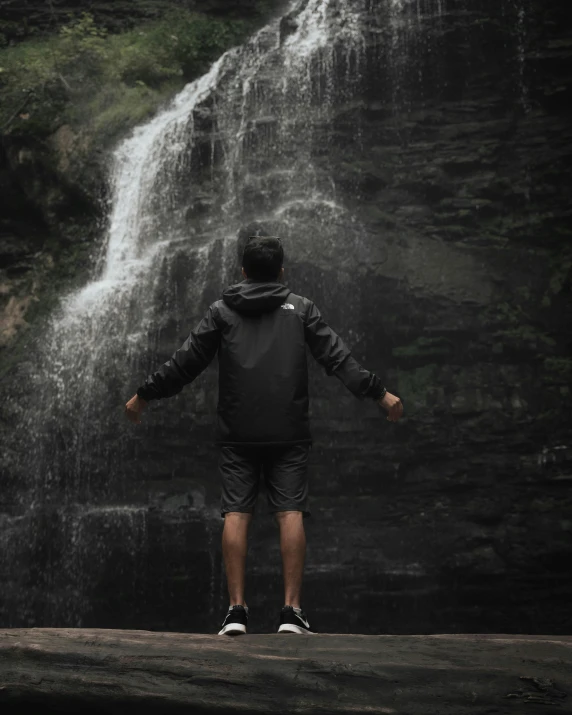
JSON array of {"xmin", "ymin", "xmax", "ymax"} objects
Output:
[
  {"xmin": 222, "ymin": 511, "xmax": 252, "ymax": 607},
  {"xmin": 276, "ymin": 510, "xmax": 306, "ymax": 608}
]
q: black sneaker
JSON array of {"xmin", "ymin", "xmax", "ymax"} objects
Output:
[
  {"xmin": 278, "ymin": 606, "xmax": 315, "ymax": 634},
  {"xmin": 218, "ymin": 604, "xmax": 249, "ymax": 636}
]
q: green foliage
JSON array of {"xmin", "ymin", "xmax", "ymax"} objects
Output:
[
  {"xmin": 144, "ymin": 9, "xmax": 248, "ymax": 81},
  {"xmin": 0, "ymin": 9, "xmax": 252, "ymax": 142},
  {"xmin": 0, "ymin": 14, "xmax": 109, "ymax": 130},
  {"xmin": 58, "ymin": 12, "xmax": 108, "ymax": 64},
  {"xmin": 80, "ymin": 81, "xmax": 179, "ymax": 138}
]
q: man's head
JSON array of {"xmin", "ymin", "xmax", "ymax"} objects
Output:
[{"xmin": 241, "ymin": 235, "xmax": 284, "ymax": 282}]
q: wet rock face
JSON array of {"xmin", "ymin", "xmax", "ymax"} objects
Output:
[{"xmin": 1, "ymin": 0, "xmax": 571, "ymax": 635}]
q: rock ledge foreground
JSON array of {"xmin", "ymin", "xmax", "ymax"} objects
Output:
[{"xmin": 0, "ymin": 629, "xmax": 570, "ymax": 714}]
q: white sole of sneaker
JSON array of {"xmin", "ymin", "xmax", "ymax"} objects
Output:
[
  {"xmin": 218, "ymin": 623, "xmax": 247, "ymax": 636},
  {"xmin": 278, "ymin": 624, "xmax": 314, "ymax": 634}
]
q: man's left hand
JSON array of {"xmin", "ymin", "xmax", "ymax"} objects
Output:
[{"xmin": 125, "ymin": 394, "xmax": 147, "ymax": 424}]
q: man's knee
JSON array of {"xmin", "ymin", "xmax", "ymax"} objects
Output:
[{"xmin": 274, "ymin": 509, "xmax": 304, "ymax": 524}]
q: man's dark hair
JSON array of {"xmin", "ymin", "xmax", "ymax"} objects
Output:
[{"xmin": 242, "ymin": 235, "xmax": 284, "ymax": 281}]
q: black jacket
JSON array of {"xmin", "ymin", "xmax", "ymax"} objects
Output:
[{"xmin": 136, "ymin": 279, "xmax": 385, "ymax": 445}]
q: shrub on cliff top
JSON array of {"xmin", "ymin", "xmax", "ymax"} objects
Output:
[{"xmin": 0, "ymin": 9, "xmax": 250, "ymax": 141}]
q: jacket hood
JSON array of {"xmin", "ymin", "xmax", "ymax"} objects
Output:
[{"xmin": 222, "ymin": 279, "xmax": 291, "ymax": 314}]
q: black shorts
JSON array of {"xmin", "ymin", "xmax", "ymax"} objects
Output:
[{"xmin": 219, "ymin": 443, "xmax": 311, "ymax": 519}]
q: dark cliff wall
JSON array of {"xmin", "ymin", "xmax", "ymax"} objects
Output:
[{"xmin": 0, "ymin": 0, "xmax": 571, "ymax": 635}]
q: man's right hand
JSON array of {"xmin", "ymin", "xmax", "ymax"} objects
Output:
[{"xmin": 378, "ymin": 391, "xmax": 403, "ymax": 422}]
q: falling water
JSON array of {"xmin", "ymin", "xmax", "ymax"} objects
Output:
[{"xmin": 386, "ymin": 0, "xmax": 446, "ymax": 111}]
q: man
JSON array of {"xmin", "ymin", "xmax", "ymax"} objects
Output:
[{"xmin": 125, "ymin": 233, "xmax": 403, "ymax": 636}]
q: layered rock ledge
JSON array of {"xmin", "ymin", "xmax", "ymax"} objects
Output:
[{"xmin": 0, "ymin": 629, "xmax": 570, "ymax": 714}]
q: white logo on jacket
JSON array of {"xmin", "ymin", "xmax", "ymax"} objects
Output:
[{"xmin": 281, "ymin": 303, "xmax": 295, "ymax": 310}]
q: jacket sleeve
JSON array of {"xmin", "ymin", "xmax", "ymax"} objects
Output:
[
  {"xmin": 303, "ymin": 300, "xmax": 385, "ymax": 401},
  {"xmin": 136, "ymin": 304, "xmax": 221, "ymax": 401}
]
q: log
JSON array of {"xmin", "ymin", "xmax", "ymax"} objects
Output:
[{"xmin": 0, "ymin": 629, "xmax": 570, "ymax": 714}]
